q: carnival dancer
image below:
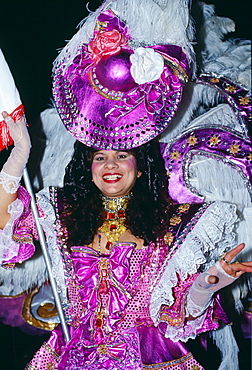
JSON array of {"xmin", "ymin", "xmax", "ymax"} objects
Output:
[{"xmin": 0, "ymin": 1, "xmax": 251, "ymax": 369}]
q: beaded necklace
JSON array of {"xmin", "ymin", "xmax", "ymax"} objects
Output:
[{"xmin": 98, "ymin": 193, "xmax": 131, "ymax": 250}]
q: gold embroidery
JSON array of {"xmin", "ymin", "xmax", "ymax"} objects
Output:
[
  {"xmin": 169, "ymin": 215, "xmax": 182, "ymax": 226},
  {"xmin": 209, "ymin": 134, "xmax": 221, "ymax": 147},
  {"xmin": 210, "ymin": 78, "xmax": 219, "ymax": 83},
  {"xmin": 164, "ymin": 232, "xmax": 174, "ymax": 246},
  {"xmin": 187, "ymin": 135, "xmax": 198, "ymax": 146},
  {"xmin": 97, "ymin": 344, "xmax": 108, "ymax": 355},
  {"xmin": 239, "ymin": 96, "xmax": 250, "ymax": 105},
  {"xmin": 170, "ymin": 151, "xmax": 181, "ymax": 160},
  {"xmin": 225, "ymin": 85, "xmax": 236, "ymax": 93},
  {"xmin": 12, "ymin": 234, "xmax": 33, "ymax": 243},
  {"xmin": 159, "ymin": 311, "xmax": 185, "ymax": 327},
  {"xmin": 178, "ymin": 204, "xmax": 190, "ymax": 213},
  {"xmin": 229, "ymin": 143, "xmax": 241, "ymax": 154}
]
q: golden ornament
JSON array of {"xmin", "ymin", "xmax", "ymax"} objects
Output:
[{"xmin": 98, "ymin": 219, "xmax": 127, "ymax": 243}]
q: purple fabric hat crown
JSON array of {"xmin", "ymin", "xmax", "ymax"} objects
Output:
[{"xmin": 53, "ymin": 9, "xmax": 190, "ymax": 150}]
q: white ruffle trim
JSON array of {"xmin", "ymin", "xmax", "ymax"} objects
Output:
[
  {"xmin": 36, "ymin": 188, "xmax": 68, "ymax": 305},
  {"xmin": 165, "ymin": 309, "xmax": 211, "ymax": 343},
  {"xmin": 0, "ymin": 198, "xmax": 24, "ymax": 263},
  {"xmin": 150, "ymin": 201, "xmax": 237, "ymax": 342},
  {"xmin": 0, "ymin": 171, "xmax": 21, "ymax": 194}
]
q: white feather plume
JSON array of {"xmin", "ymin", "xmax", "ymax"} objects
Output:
[
  {"xmin": 54, "ymin": 0, "xmax": 195, "ymax": 72},
  {"xmin": 32, "ymin": 108, "xmax": 76, "ymax": 190},
  {"xmin": 0, "ymin": 251, "xmax": 47, "ymax": 296},
  {"xmin": 197, "ymin": 2, "xmax": 251, "ymax": 89},
  {"xmin": 209, "ymin": 325, "xmax": 239, "ymax": 370}
]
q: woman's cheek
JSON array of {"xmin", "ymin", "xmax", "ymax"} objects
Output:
[
  {"xmin": 91, "ymin": 162, "xmax": 100, "ymax": 174},
  {"xmin": 123, "ymin": 157, "xmax": 137, "ymax": 171}
]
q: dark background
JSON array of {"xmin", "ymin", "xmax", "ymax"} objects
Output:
[
  {"xmin": 0, "ymin": 1, "xmax": 251, "ymax": 369},
  {"xmin": 0, "ymin": 0, "xmax": 251, "ymax": 124}
]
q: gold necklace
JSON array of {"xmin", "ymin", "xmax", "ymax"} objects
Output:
[
  {"xmin": 98, "ymin": 194, "xmax": 131, "ymax": 248},
  {"xmin": 101, "ymin": 194, "xmax": 131, "ymax": 213}
]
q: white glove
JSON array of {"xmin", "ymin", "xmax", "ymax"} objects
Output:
[
  {"xmin": 186, "ymin": 261, "xmax": 237, "ymax": 317},
  {"xmin": 0, "ymin": 112, "xmax": 31, "ymax": 193}
]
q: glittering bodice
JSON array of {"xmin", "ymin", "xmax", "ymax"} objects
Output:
[
  {"xmin": 67, "ymin": 242, "xmax": 161, "ymax": 339},
  {"xmin": 58, "ymin": 242, "xmax": 165, "ymax": 368}
]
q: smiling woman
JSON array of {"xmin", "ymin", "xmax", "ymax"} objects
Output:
[
  {"xmin": 0, "ymin": 0, "xmax": 251, "ymax": 369},
  {"xmin": 92, "ymin": 150, "xmax": 141, "ymax": 197},
  {"xmin": 61, "ymin": 140, "xmax": 170, "ymax": 249},
  {"xmin": 1, "ymin": 115, "xmax": 251, "ymax": 369}
]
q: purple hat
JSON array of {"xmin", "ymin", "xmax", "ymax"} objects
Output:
[{"xmin": 53, "ymin": 9, "xmax": 190, "ymax": 150}]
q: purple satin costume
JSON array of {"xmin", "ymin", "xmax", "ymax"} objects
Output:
[
  {"xmin": 1, "ymin": 187, "xmax": 230, "ymax": 370},
  {"xmin": 27, "ymin": 243, "xmax": 207, "ymax": 370}
]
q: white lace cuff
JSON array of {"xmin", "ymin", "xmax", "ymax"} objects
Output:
[
  {"xmin": 186, "ymin": 261, "xmax": 237, "ymax": 317},
  {"xmin": 0, "ymin": 171, "xmax": 21, "ymax": 194}
]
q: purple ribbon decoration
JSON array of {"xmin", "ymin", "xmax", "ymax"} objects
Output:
[{"xmin": 162, "ymin": 127, "xmax": 252, "ymax": 204}]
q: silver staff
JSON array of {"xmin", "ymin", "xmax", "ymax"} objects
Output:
[{"xmin": 23, "ymin": 168, "xmax": 70, "ymax": 343}]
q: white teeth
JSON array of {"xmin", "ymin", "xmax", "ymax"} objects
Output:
[{"xmin": 103, "ymin": 175, "xmax": 122, "ymax": 180}]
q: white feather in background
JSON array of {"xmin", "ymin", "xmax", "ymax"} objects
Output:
[
  {"xmin": 0, "ymin": 1, "xmax": 251, "ymax": 366},
  {"xmin": 27, "ymin": 0, "xmax": 252, "ymax": 294},
  {"xmin": 54, "ymin": 0, "xmax": 195, "ymax": 72}
]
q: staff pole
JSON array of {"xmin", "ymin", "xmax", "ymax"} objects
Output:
[{"xmin": 23, "ymin": 168, "xmax": 70, "ymax": 343}]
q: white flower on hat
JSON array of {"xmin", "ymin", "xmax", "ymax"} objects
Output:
[{"xmin": 130, "ymin": 47, "xmax": 164, "ymax": 85}]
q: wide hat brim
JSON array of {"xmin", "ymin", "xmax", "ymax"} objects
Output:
[{"xmin": 53, "ymin": 10, "xmax": 190, "ymax": 150}]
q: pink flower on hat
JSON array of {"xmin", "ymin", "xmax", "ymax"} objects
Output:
[{"xmin": 88, "ymin": 29, "xmax": 127, "ymax": 65}]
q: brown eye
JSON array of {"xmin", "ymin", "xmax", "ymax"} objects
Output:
[
  {"xmin": 93, "ymin": 155, "xmax": 105, "ymax": 162},
  {"xmin": 117, "ymin": 152, "xmax": 129, "ymax": 159}
]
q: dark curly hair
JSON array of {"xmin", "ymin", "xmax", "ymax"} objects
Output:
[{"xmin": 61, "ymin": 140, "xmax": 172, "ymax": 246}]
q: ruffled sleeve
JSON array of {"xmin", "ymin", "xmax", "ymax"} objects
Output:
[
  {"xmin": 0, "ymin": 186, "xmax": 36, "ymax": 266},
  {"xmin": 0, "ymin": 186, "xmax": 68, "ymax": 304},
  {"xmin": 150, "ymin": 201, "xmax": 238, "ymax": 342}
]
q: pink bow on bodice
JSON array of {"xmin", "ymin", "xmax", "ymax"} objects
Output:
[{"xmin": 70, "ymin": 243, "xmax": 137, "ymax": 330}]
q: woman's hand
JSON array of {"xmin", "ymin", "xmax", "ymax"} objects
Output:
[
  {"xmin": 1, "ymin": 111, "xmax": 31, "ymax": 164},
  {"xmin": 0, "ymin": 111, "xmax": 31, "ymax": 186},
  {"xmin": 219, "ymin": 243, "xmax": 252, "ymax": 278},
  {"xmin": 187, "ymin": 243, "xmax": 251, "ymax": 318},
  {"xmin": 0, "ymin": 111, "xmax": 31, "ymax": 228}
]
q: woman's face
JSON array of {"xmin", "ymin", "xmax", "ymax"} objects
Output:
[{"xmin": 91, "ymin": 150, "xmax": 141, "ymax": 198}]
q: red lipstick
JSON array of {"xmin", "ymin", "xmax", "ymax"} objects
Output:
[{"xmin": 102, "ymin": 173, "xmax": 123, "ymax": 183}]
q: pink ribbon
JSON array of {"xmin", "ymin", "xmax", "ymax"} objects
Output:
[
  {"xmin": 71, "ymin": 244, "xmax": 135, "ymax": 330},
  {"xmin": 85, "ymin": 341, "xmax": 127, "ymax": 364}
]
